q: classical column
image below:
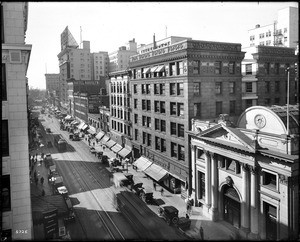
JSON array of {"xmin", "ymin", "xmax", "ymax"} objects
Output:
[
  {"xmin": 241, "ymin": 163, "xmax": 250, "ymax": 233},
  {"xmin": 191, "ymin": 144, "xmax": 197, "ymax": 203},
  {"xmin": 204, "ymin": 150, "xmax": 211, "ymax": 208},
  {"xmin": 211, "ymin": 152, "xmax": 219, "ymax": 221},
  {"xmin": 249, "ymin": 166, "xmax": 259, "ymax": 237}
]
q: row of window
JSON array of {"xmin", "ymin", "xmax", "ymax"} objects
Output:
[
  {"xmin": 111, "ymin": 96, "xmax": 130, "ymax": 106},
  {"xmin": 111, "ymin": 82, "xmax": 130, "ymax": 94},
  {"xmin": 245, "ymin": 63, "xmax": 290, "ymax": 75},
  {"xmin": 111, "ymin": 120, "xmax": 131, "ymax": 136},
  {"xmin": 111, "ymin": 108, "xmax": 131, "ymax": 121},
  {"xmin": 132, "ymin": 60, "xmax": 237, "ymax": 79},
  {"xmin": 250, "ymin": 28, "xmax": 287, "ymax": 41},
  {"xmin": 136, "ymin": 130, "xmax": 185, "ymax": 161},
  {"xmin": 245, "ymin": 80, "xmax": 283, "ymax": 93}
]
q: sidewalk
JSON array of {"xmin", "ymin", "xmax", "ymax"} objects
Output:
[{"xmin": 84, "ymin": 135, "xmax": 238, "ymax": 241}]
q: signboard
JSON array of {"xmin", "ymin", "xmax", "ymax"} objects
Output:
[{"xmin": 43, "ymin": 209, "xmax": 58, "ymax": 239}]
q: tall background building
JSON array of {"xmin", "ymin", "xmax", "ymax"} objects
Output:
[
  {"xmin": 248, "ymin": 6, "xmax": 298, "ymax": 49},
  {"xmin": 45, "ymin": 73, "xmax": 60, "ymax": 96},
  {"xmin": 91, "ymin": 51, "xmax": 109, "ymax": 80},
  {"xmin": 1, "ymin": 2, "xmax": 33, "ymax": 240}
]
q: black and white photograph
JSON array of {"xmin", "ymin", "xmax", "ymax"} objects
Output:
[{"xmin": 1, "ymin": 1, "xmax": 299, "ymax": 241}]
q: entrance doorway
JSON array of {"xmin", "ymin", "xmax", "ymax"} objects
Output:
[
  {"xmin": 264, "ymin": 202, "xmax": 277, "ymax": 240},
  {"xmin": 223, "ymin": 186, "xmax": 240, "ymax": 228}
]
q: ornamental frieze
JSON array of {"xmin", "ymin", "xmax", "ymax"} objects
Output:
[{"xmin": 189, "ymin": 42, "xmax": 240, "ymax": 52}]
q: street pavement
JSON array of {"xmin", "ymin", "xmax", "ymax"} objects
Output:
[
  {"xmin": 84, "ymin": 136, "xmax": 239, "ymax": 241},
  {"xmin": 31, "ymin": 112, "xmax": 238, "ymax": 240}
]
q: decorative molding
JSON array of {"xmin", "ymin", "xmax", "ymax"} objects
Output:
[
  {"xmin": 242, "ymin": 163, "xmax": 249, "ymax": 172},
  {"xmin": 225, "ymin": 176, "xmax": 234, "ymax": 187},
  {"xmin": 279, "ymin": 174, "xmax": 287, "ymax": 185}
]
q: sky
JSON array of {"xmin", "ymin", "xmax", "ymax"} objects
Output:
[{"xmin": 25, "ymin": 1, "xmax": 298, "ymax": 90}]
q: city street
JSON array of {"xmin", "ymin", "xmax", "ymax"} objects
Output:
[{"xmin": 36, "ymin": 110, "xmax": 186, "ymax": 240}]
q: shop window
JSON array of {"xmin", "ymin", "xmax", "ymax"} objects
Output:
[{"xmin": 2, "ymin": 175, "xmax": 11, "ymax": 211}]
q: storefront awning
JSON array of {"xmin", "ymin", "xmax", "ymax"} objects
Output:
[
  {"xmin": 81, "ymin": 124, "xmax": 89, "ymax": 131},
  {"xmin": 150, "ymin": 66, "xmax": 158, "ymax": 72},
  {"xmin": 144, "ymin": 163, "xmax": 168, "ymax": 182},
  {"xmin": 143, "ymin": 67, "xmax": 150, "ymax": 74},
  {"xmin": 77, "ymin": 122, "xmax": 85, "ymax": 130},
  {"xmin": 111, "ymin": 143, "xmax": 123, "ymax": 153},
  {"xmin": 155, "ymin": 65, "xmax": 165, "ymax": 72},
  {"xmin": 87, "ymin": 126, "xmax": 96, "ymax": 134},
  {"xmin": 95, "ymin": 131, "xmax": 105, "ymax": 140},
  {"xmin": 133, "ymin": 156, "xmax": 152, "ymax": 171},
  {"xmin": 106, "ymin": 140, "xmax": 116, "ymax": 149},
  {"xmin": 118, "ymin": 146, "xmax": 132, "ymax": 158},
  {"xmin": 101, "ymin": 135, "xmax": 110, "ymax": 144}
]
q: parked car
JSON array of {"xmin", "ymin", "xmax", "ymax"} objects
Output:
[
  {"xmin": 158, "ymin": 205, "xmax": 179, "ymax": 225},
  {"xmin": 63, "ymin": 197, "xmax": 76, "ymax": 224}
]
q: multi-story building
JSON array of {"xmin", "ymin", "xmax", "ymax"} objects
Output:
[
  {"xmin": 189, "ymin": 105, "xmax": 299, "ymax": 240},
  {"xmin": 57, "ymin": 26, "xmax": 92, "ymax": 111},
  {"xmin": 98, "ymin": 105, "xmax": 110, "ymax": 134},
  {"xmin": 241, "ymin": 45, "xmax": 297, "ymax": 111},
  {"xmin": 248, "ymin": 6, "xmax": 298, "ymax": 49},
  {"xmin": 1, "ymin": 2, "xmax": 33, "ymax": 240},
  {"xmin": 129, "ymin": 37, "xmax": 245, "ymax": 197},
  {"xmin": 45, "ymin": 73, "xmax": 60, "ymax": 94},
  {"xmin": 107, "ymin": 70, "xmax": 132, "ymax": 158},
  {"xmin": 108, "ymin": 38, "xmax": 137, "ymax": 73},
  {"xmin": 91, "ymin": 51, "xmax": 109, "ymax": 80}
]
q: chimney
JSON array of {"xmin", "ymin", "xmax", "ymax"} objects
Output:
[{"xmin": 153, "ymin": 33, "xmax": 156, "ymax": 49}]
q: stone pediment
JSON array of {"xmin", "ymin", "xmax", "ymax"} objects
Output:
[{"xmin": 197, "ymin": 123, "xmax": 256, "ymax": 152}]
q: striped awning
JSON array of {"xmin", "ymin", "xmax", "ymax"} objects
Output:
[
  {"xmin": 118, "ymin": 146, "xmax": 132, "ymax": 158},
  {"xmin": 144, "ymin": 163, "xmax": 168, "ymax": 182},
  {"xmin": 106, "ymin": 140, "xmax": 116, "ymax": 149},
  {"xmin": 87, "ymin": 126, "xmax": 96, "ymax": 134},
  {"xmin": 111, "ymin": 143, "xmax": 123, "ymax": 153},
  {"xmin": 133, "ymin": 156, "xmax": 152, "ymax": 171},
  {"xmin": 77, "ymin": 122, "xmax": 85, "ymax": 130},
  {"xmin": 101, "ymin": 135, "xmax": 110, "ymax": 144},
  {"xmin": 81, "ymin": 124, "xmax": 89, "ymax": 131},
  {"xmin": 95, "ymin": 131, "xmax": 105, "ymax": 140}
]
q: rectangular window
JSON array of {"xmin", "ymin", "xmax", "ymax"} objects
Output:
[
  {"xmin": 178, "ymin": 124, "xmax": 184, "ymax": 138},
  {"xmin": 135, "ymin": 129, "xmax": 138, "ymax": 140},
  {"xmin": 171, "ymin": 142, "xmax": 177, "ymax": 158},
  {"xmin": 170, "ymin": 122, "xmax": 177, "ymax": 135},
  {"xmin": 177, "ymin": 61, "xmax": 184, "ymax": 75},
  {"xmin": 229, "ymin": 62, "xmax": 235, "ymax": 74},
  {"xmin": 161, "ymin": 120, "xmax": 166, "ymax": 132},
  {"xmin": 134, "ymin": 99, "xmax": 138, "ymax": 108},
  {"xmin": 155, "ymin": 137, "xmax": 161, "ymax": 150},
  {"xmin": 160, "ymin": 101, "xmax": 166, "ymax": 113},
  {"xmin": 215, "ymin": 61, "xmax": 222, "ymax": 74},
  {"xmin": 246, "ymin": 82, "xmax": 252, "ymax": 92},
  {"xmin": 142, "ymin": 100, "xmax": 146, "ymax": 110},
  {"xmin": 146, "ymin": 100, "xmax": 151, "ymax": 111},
  {"xmin": 146, "ymin": 84, "xmax": 150, "ymax": 94},
  {"xmin": 193, "ymin": 60, "xmax": 200, "ymax": 74},
  {"xmin": 215, "ymin": 82, "xmax": 222, "ymax": 94},
  {"xmin": 229, "ymin": 82, "xmax": 235, "ymax": 94},
  {"xmin": 194, "ymin": 82, "xmax": 201, "ymax": 95},
  {"xmin": 265, "ymin": 62, "xmax": 270, "ymax": 75},
  {"xmin": 198, "ymin": 171, "xmax": 205, "ymax": 200},
  {"xmin": 216, "ymin": 101, "xmax": 223, "ymax": 116},
  {"xmin": 142, "ymin": 132, "xmax": 146, "ymax": 144},
  {"xmin": 178, "ymin": 145, "xmax": 185, "ymax": 161},
  {"xmin": 229, "ymin": 100, "xmax": 236, "ymax": 115},
  {"xmin": 154, "ymin": 84, "xmax": 159, "ymax": 94},
  {"xmin": 246, "ymin": 64, "xmax": 252, "ymax": 75},
  {"xmin": 246, "ymin": 99, "xmax": 252, "ymax": 108},
  {"xmin": 155, "ymin": 119, "xmax": 160, "ymax": 130},
  {"xmin": 134, "ymin": 114, "xmax": 138, "ymax": 124},
  {"xmin": 133, "ymin": 84, "xmax": 137, "ymax": 94},
  {"xmin": 170, "ymin": 102, "xmax": 177, "ymax": 115},
  {"xmin": 147, "ymin": 116, "xmax": 151, "ymax": 128},
  {"xmin": 142, "ymin": 116, "xmax": 146, "ymax": 126},
  {"xmin": 141, "ymin": 84, "xmax": 146, "ymax": 94},
  {"xmin": 2, "ymin": 175, "xmax": 11, "ymax": 211},
  {"xmin": 154, "ymin": 101, "xmax": 160, "ymax": 112},
  {"xmin": 160, "ymin": 83, "xmax": 165, "ymax": 95},
  {"xmin": 2, "ymin": 120, "xmax": 9, "ymax": 156},
  {"xmin": 265, "ymin": 82, "xmax": 270, "ymax": 93},
  {"xmin": 263, "ymin": 171, "xmax": 277, "ymax": 189},
  {"xmin": 169, "ymin": 62, "xmax": 176, "ymax": 76},
  {"xmin": 170, "ymin": 83, "xmax": 176, "ymax": 95},
  {"xmin": 2, "ymin": 64, "xmax": 7, "ymax": 100},
  {"xmin": 178, "ymin": 103, "xmax": 184, "ymax": 117},
  {"xmin": 178, "ymin": 83, "xmax": 184, "ymax": 95},
  {"xmin": 194, "ymin": 103, "xmax": 201, "ymax": 117},
  {"xmin": 161, "ymin": 139, "xmax": 166, "ymax": 152},
  {"xmin": 147, "ymin": 133, "xmax": 151, "ymax": 146}
]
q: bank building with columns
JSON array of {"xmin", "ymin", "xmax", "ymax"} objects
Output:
[{"xmin": 188, "ymin": 105, "xmax": 299, "ymax": 240}]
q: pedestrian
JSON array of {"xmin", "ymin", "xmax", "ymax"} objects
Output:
[
  {"xmin": 160, "ymin": 188, "xmax": 164, "ymax": 196},
  {"xmin": 42, "ymin": 189, "xmax": 45, "ymax": 196},
  {"xmin": 40, "ymin": 177, "xmax": 44, "ymax": 185},
  {"xmin": 200, "ymin": 226, "xmax": 204, "ymax": 240},
  {"xmin": 153, "ymin": 182, "xmax": 156, "ymax": 191}
]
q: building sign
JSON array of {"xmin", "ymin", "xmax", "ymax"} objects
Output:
[{"xmin": 43, "ymin": 209, "xmax": 58, "ymax": 239}]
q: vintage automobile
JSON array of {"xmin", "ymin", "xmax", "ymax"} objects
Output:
[
  {"xmin": 56, "ymin": 185, "xmax": 68, "ymax": 198},
  {"xmin": 72, "ymin": 133, "xmax": 80, "ymax": 141},
  {"xmin": 158, "ymin": 205, "xmax": 179, "ymax": 225},
  {"xmin": 63, "ymin": 197, "xmax": 76, "ymax": 224},
  {"xmin": 139, "ymin": 187, "xmax": 154, "ymax": 204}
]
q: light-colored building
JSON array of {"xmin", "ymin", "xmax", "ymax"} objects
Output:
[
  {"xmin": 241, "ymin": 45, "xmax": 297, "ymax": 111},
  {"xmin": 45, "ymin": 73, "xmax": 60, "ymax": 94},
  {"xmin": 91, "ymin": 51, "xmax": 109, "ymax": 80},
  {"xmin": 57, "ymin": 26, "xmax": 92, "ymax": 112},
  {"xmin": 248, "ymin": 6, "xmax": 298, "ymax": 49},
  {"xmin": 1, "ymin": 2, "xmax": 33, "ymax": 240},
  {"xmin": 107, "ymin": 70, "xmax": 133, "ymax": 159},
  {"xmin": 189, "ymin": 105, "xmax": 299, "ymax": 240},
  {"xmin": 108, "ymin": 38, "xmax": 137, "ymax": 73},
  {"xmin": 129, "ymin": 36, "xmax": 245, "ymax": 198}
]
